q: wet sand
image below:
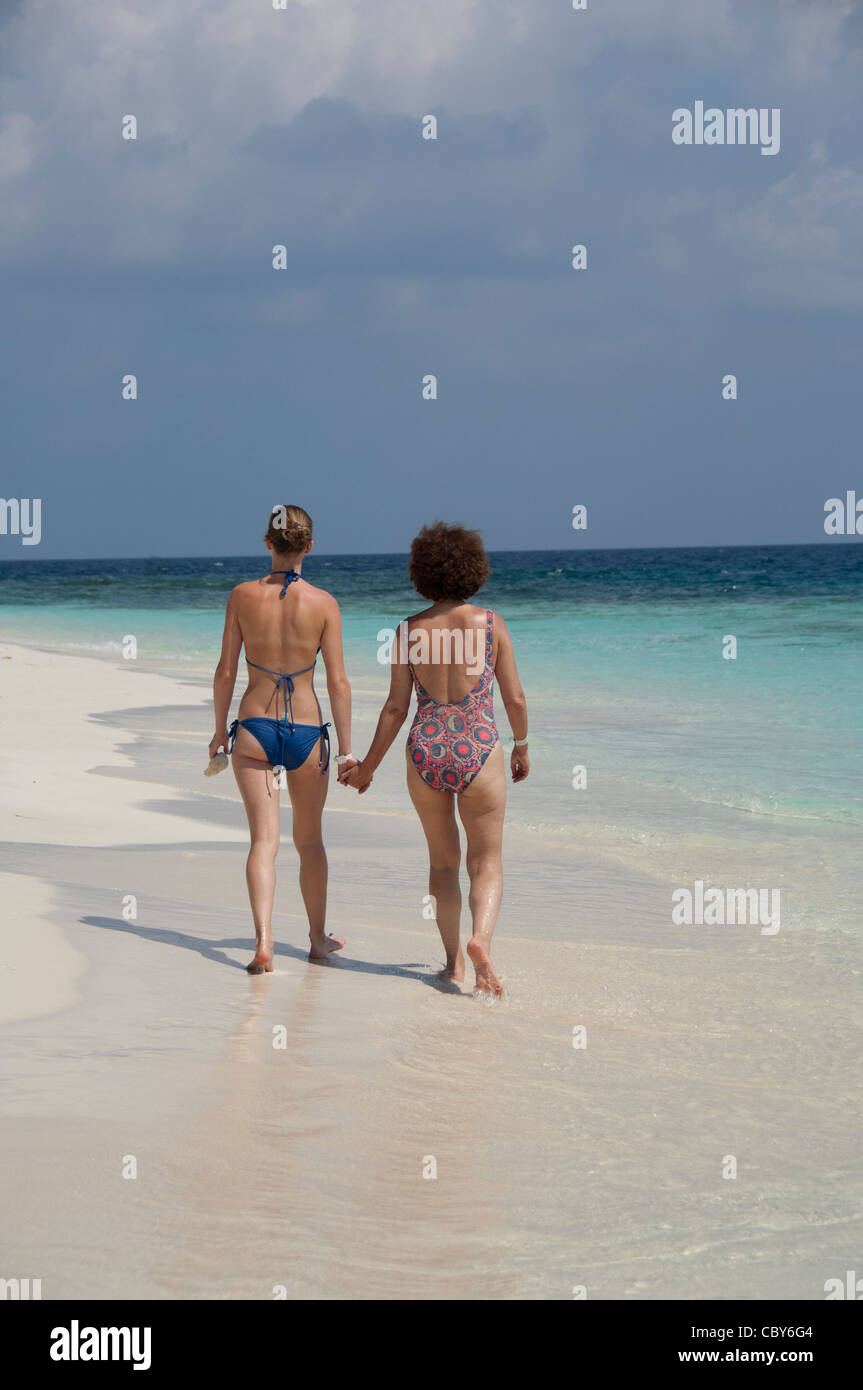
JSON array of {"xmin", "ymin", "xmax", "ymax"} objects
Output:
[{"xmin": 0, "ymin": 642, "xmax": 860, "ymax": 1299}]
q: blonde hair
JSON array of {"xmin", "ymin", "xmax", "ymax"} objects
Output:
[{"xmin": 266, "ymin": 504, "xmax": 313, "ymax": 554}]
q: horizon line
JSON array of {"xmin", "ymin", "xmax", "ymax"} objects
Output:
[{"xmin": 1, "ymin": 538, "xmax": 861, "ymax": 567}]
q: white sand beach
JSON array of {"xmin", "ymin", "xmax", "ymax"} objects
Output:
[{"xmin": 0, "ymin": 640, "xmax": 860, "ymax": 1300}]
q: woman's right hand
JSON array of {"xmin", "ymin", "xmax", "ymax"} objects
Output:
[
  {"xmin": 209, "ymin": 730, "xmax": 230, "ymax": 760},
  {"xmin": 511, "ymin": 746, "xmax": 530, "ymax": 783}
]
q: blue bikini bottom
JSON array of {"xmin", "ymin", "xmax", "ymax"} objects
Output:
[{"xmin": 229, "ymin": 717, "xmax": 330, "ymax": 774}]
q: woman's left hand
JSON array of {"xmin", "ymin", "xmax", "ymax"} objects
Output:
[
  {"xmin": 209, "ymin": 730, "xmax": 230, "ymax": 759},
  {"xmin": 511, "ymin": 746, "xmax": 530, "ymax": 783},
  {"xmin": 341, "ymin": 760, "xmax": 373, "ymax": 793}
]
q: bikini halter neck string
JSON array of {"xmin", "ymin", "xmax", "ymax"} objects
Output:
[{"xmin": 272, "ymin": 569, "xmax": 300, "ymax": 598}]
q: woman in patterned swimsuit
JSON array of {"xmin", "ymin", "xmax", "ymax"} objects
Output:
[{"xmin": 340, "ymin": 522, "xmax": 530, "ymax": 997}]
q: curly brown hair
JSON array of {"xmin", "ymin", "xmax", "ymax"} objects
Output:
[{"xmin": 408, "ymin": 521, "xmax": 491, "ymax": 601}]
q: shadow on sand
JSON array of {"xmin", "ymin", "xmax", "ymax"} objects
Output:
[{"xmin": 79, "ymin": 916, "xmax": 467, "ymax": 994}]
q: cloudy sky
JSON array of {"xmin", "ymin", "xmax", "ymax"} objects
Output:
[{"xmin": 1, "ymin": 0, "xmax": 861, "ymax": 558}]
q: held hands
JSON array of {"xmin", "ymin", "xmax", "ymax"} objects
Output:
[
  {"xmin": 338, "ymin": 758, "xmax": 373, "ymax": 794},
  {"xmin": 511, "ymin": 745, "xmax": 530, "ymax": 783},
  {"xmin": 335, "ymin": 755, "xmax": 357, "ymax": 787}
]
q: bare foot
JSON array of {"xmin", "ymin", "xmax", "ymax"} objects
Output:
[
  {"xmin": 467, "ymin": 937, "xmax": 503, "ymax": 998},
  {"xmin": 308, "ymin": 933, "xmax": 345, "ymax": 961},
  {"xmin": 246, "ymin": 936, "xmax": 274, "ymax": 975},
  {"xmin": 438, "ymin": 950, "xmax": 465, "ymax": 984}
]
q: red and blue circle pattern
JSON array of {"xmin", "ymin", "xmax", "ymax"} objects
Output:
[{"xmin": 405, "ymin": 610, "xmax": 500, "ymax": 793}]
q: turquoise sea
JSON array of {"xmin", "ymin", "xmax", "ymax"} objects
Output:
[{"xmin": 2, "ymin": 544, "xmax": 861, "ymax": 934}]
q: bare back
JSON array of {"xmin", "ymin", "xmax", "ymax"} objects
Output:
[
  {"xmin": 229, "ymin": 575, "xmax": 338, "ymax": 724},
  {"xmin": 406, "ymin": 603, "xmax": 495, "ymax": 703}
]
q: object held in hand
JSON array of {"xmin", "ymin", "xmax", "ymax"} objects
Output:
[
  {"xmin": 273, "ymin": 764, "xmax": 287, "ymax": 789},
  {"xmin": 204, "ymin": 752, "xmax": 229, "ymax": 776}
]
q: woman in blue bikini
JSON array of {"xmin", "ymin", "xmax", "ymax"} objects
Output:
[{"xmin": 210, "ymin": 505, "xmax": 356, "ymax": 972}]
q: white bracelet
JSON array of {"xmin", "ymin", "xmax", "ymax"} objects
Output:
[
  {"xmin": 334, "ymin": 754, "xmax": 356, "ymax": 766},
  {"xmin": 514, "ymin": 737, "xmax": 529, "ymax": 747}
]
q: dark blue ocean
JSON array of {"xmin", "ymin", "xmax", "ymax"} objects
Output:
[{"xmin": 2, "ymin": 544, "xmax": 861, "ymax": 612}]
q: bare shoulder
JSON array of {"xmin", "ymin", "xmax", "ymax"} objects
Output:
[
  {"xmin": 299, "ymin": 580, "xmax": 342, "ymax": 615},
  {"xmin": 406, "ymin": 605, "xmax": 434, "ymax": 624},
  {"xmin": 229, "ymin": 580, "xmax": 257, "ymax": 602},
  {"xmin": 486, "ymin": 609, "xmax": 511, "ymax": 655},
  {"xmin": 301, "ymin": 578, "xmax": 337, "ymax": 602},
  {"xmin": 471, "ymin": 602, "xmax": 504, "ymax": 631}
]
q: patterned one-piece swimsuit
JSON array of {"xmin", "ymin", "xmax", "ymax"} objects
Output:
[{"xmin": 407, "ymin": 609, "xmax": 499, "ymax": 793}]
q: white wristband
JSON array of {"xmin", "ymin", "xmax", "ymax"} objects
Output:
[
  {"xmin": 514, "ymin": 737, "xmax": 529, "ymax": 747},
  {"xmin": 334, "ymin": 754, "xmax": 355, "ymax": 766}
]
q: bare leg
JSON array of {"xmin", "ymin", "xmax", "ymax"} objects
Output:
[
  {"xmin": 406, "ymin": 749, "xmax": 464, "ymax": 981},
  {"xmin": 284, "ymin": 743, "xmax": 344, "ymax": 960},
  {"xmin": 457, "ymin": 743, "xmax": 506, "ymax": 997},
  {"xmin": 232, "ymin": 748, "xmax": 280, "ymax": 973}
]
